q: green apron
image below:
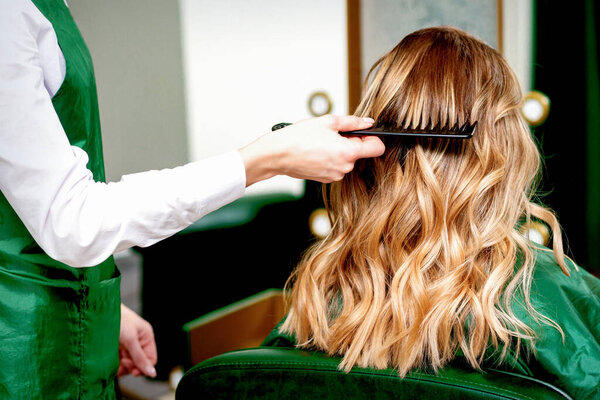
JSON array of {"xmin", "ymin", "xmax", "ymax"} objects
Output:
[{"xmin": 0, "ymin": 1, "xmax": 120, "ymax": 398}]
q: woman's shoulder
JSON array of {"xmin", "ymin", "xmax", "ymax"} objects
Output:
[
  {"xmin": 530, "ymin": 244, "xmax": 571, "ymax": 273},
  {"xmin": 261, "ymin": 318, "xmax": 297, "ymax": 348},
  {"xmin": 530, "ymin": 245, "xmax": 599, "ymax": 293},
  {"xmin": 524, "ymin": 244, "xmax": 599, "ymax": 330},
  {"xmin": 522, "ymin": 245, "xmax": 600, "ymax": 399}
]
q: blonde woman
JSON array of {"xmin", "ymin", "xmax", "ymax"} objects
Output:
[{"xmin": 264, "ymin": 27, "xmax": 600, "ymax": 399}]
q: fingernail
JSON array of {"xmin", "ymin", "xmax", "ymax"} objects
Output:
[
  {"xmin": 362, "ymin": 117, "xmax": 375, "ymax": 123},
  {"xmin": 145, "ymin": 366, "xmax": 157, "ymax": 377}
]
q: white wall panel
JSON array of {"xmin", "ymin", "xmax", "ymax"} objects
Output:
[{"xmin": 180, "ymin": 0, "xmax": 348, "ymax": 196}]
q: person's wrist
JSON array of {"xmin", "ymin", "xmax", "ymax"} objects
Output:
[{"xmin": 239, "ymin": 136, "xmax": 283, "ymax": 187}]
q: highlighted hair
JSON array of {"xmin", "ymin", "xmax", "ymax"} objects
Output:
[{"xmin": 281, "ymin": 27, "xmax": 568, "ymax": 376}]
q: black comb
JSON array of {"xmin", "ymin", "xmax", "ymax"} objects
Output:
[
  {"xmin": 344, "ymin": 122, "xmax": 476, "ymax": 139},
  {"xmin": 271, "ymin": 122, "xmax": 475, "ymax": 139}
]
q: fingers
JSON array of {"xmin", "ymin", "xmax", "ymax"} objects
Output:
[
  {"xmin": 117, "ymin": 355, "xmax": 142, "ymax": 378},
  {"xmin": 347, "ymin": 135, "xmax": 386, "ymax": 159},
  {"xmin": 142, "ymin": 329, "xmax": 158, "ymax": 365},
  {"xmin": 118, "ymin": 356, "xmax": 135, "ymax": 377},
  {"xmin": 322, "ymin": 115, "xmax": 375, "ymax": 132},
  {"xmin": 120, "ymin": 304, "xmax": 158, "ymax": 378},
  {"xmin": 323, "ymin": 115, "xmax": 385, "ymax": 161},
  {"xmin": 130, "ymin": 339, "xmax": 156, "ymax": 377},
  {"xmin": 122, "ymin": 332, "xmax": 157, "ymax": 378}
]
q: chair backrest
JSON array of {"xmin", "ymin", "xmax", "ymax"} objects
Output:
[{"xmin": 175, "ymin": 347, "xmax": 572, "ymax": 400}]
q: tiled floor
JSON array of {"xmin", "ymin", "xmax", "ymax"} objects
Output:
[{"xmin": 119, "ymin": 375, "xmax": 175, "ymax": 400}]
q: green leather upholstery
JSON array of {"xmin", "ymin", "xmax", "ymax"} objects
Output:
[{"xmin": 176, "ymin": 347, "xmax": 572, "ymax": 400}]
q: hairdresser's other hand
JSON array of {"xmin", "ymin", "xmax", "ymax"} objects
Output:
[
  {"xmin": 118, "ymin": 304, "xmax": 158, "ymax": 378},
  {"xmin": 239, "ymin": 115, "xmax": 385, "ymax": 186}
]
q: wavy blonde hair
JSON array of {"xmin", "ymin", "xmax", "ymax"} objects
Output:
[{"xmin": 281, "ymin": 27, "xmax": 569, "ymax": 376}]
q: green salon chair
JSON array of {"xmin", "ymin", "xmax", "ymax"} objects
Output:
[
  {"xmin": 176, "ymin": 289, "xmax": 572, "ymax": 400},
  {"xmin": 175, "ymin": 346, "xmax": 572, "ymax": 400}
]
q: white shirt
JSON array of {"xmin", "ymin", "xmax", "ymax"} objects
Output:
[{"xmin": 0, "ymin": 0, "xmax": 247, "ymax": 267}]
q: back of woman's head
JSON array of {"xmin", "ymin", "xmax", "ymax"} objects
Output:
[{"xmin": 282, "ymin": 26, "xmax": 567, "ymax": 376}]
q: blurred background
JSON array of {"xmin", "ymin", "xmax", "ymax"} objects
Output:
[{"xmin": 65, "ymin": 0, "xmax": 599, "ymax": 398}]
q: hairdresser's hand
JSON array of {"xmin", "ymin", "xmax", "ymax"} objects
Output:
[
  {"xmin": 118, "ymin": 304, "xmax": 158, "ymax": 378},
  {"xmin": 239, "ymin": 115, "xmax": 385, "ymax": 186}
]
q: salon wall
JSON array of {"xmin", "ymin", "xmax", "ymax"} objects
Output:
[
  {"xmin": 360, "ymin": 0, "xmax": 533, "ymax": 94},
  {"xmin": 68, "ymin": 0, "xmax": 189, "ymax": 182},
  {"xmin": 361, "ymin": 0, "xmax": 498, "ymax": 79},
  {"xmin": 179, "ymin": 0, "xmax": 348, "ymax": 197}
]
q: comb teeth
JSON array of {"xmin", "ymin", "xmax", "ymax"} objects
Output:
[
  {"xmin": 415, "ymin": 121, "xmax": 476, "ymax": 135},
  {"xmin": 343, "ymin": 121, "xmax": 477, "ymax": 139}
]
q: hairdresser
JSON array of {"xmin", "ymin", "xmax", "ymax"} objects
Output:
[{"xmin": 0, "ymin": 1, "xmax": 384, "ymax": 398}]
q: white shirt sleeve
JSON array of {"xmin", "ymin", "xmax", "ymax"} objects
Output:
[{"xmin": 0, "ymin": 0, "xmax": 246, "ymax": 268}]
